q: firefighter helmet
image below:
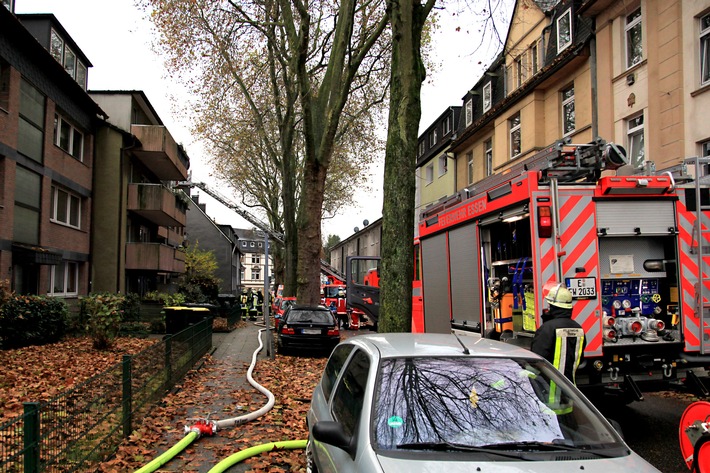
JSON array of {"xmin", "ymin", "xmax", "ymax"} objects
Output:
[{"xmin": 543, "ymin": 282, "xmax": 573, "ymax": 309}]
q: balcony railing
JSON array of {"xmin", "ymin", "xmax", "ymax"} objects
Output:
[
  {"xmin": 131, "ymin": 125, "xmax": 189, "ymax": 181},
  {"xmin": 128, "ymin": 184, "xmax": 186, "ymax": 227},
  {"xmin": 126, "ymin": 242, "xmax": 185, "ymax": 273}
]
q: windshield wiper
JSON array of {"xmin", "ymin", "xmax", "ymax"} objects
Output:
[
  {"xmin": 396, "ymin": 441, "xmax": 530, "ymax": 460},
  {"xmin": 479, "ymin": 441, "xmax": 616, "ymax": 457}
]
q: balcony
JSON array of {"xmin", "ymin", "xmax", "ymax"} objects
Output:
[
  {"xmin": 131, "ymin": 125, "xmax": 189, "ymax": 181},
  {"xmin": 126, "ymin": 242, "xmax": 185, "ymax": 273},
  {"xmin": 158, "ymin": 226, "xmax": 185, "ymax": 247},
  {"xmin": 128, "ymin": 184, "xmax": 186, "ymax": 227}
]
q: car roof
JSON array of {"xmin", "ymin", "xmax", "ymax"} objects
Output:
[
  {"xmin": 288, "ymin": 304, "xmax": 329, "ymax": 311},
  {"xmin": 344, "ymin": 332, "xmax": 542, "ymax": 360}
]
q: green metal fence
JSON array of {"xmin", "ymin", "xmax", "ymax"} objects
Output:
[{"xmin": 0, "ymin": 317, "xmax": 212, "ymax": 473}]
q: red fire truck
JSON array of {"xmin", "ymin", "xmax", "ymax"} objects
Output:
[{"xmin": 348, "ymin": 138, "xmax": 710, "ymax": 399}]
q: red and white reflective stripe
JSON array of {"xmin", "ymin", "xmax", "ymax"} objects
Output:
[{"xmin": 677, "ymin": 198, "xmax": 710, "ymax": 352}]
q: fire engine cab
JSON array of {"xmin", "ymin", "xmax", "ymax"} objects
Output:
[{"xmin": 348, "ymin": 137, "xmax": 710, "ymax": 400}]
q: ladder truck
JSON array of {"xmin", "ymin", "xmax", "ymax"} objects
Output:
[{"xmin": 348, "ymin": 138, "xmax": 710, "ymax": 400}]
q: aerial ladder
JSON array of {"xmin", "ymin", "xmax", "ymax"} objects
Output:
[{"xmin": 177, "ymin": 180, "xmax": 281, "ymax": 357}]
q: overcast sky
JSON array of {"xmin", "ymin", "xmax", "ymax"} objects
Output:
[{"xmin": 15, "ymin": 0, "xmax": 512, "ymax": 240}]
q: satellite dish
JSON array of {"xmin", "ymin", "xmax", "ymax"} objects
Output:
[
  {"xmin": 363, "ymin": 219, "xmax": 369, "ymax": 227},
  {"xmin": 354, "ymin": 227, "xmax": 359, "ymax": 233}
]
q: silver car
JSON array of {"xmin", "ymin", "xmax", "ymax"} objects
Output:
[{"xmin": 306, "ymin": 332, "xmax": 660, "ymax": 473}]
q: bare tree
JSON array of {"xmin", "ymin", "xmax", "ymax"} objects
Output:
[{"xmin": 141, "ymin": 0, "xmax": 389, "ymax": 302}]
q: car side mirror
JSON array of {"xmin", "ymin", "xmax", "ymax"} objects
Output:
[{"xmin": 312, "ymin": 421, "xmax": 355, "ymax": 457}]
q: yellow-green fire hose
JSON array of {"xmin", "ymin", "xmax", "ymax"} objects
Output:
[
  {"xmin": 207, "ymin": 439, "xmax": 307, "ymax": 473},
  {"xmin": 134, "ymin": 430, "xmax": 199, "ymax": 473}
]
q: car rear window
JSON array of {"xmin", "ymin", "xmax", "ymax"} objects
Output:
[{"xmin": 287, "ymin": 309, "xmax": 333, "ymax": 324}]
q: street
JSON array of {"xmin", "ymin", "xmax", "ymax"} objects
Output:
[{"xmin": 596, "ymin": 391, "xmax": 694, "ymax": 473}]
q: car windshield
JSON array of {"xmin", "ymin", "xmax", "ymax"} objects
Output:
[
  {"xmin": 373, "ymin": 357, "xmax": 622, "ymax": 451},
  {"xmin": 287, "ymin": 310, "xmax": 333, "ymax": 324}
]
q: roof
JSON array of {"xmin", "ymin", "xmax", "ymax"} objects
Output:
[{"xmin": 347, "ymin": 332, "xmax": 540, "ymax": 360}]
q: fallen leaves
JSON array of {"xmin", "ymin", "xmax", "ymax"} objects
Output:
[{"xmin": 0, "ymin": 336, "xmax": 157, "ymax": 419}]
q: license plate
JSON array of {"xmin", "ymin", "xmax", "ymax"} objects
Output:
[
  {"xmin": 302, "ymin": 329, "xmax": 321, "ymax": 335},
  {"xmin": 565, "ymin": 277, "xmax": 597, "ymax": 299}
]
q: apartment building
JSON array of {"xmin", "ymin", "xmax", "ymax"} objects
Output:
[
  {"xmin": 234, "ymin": 228, "xmax": 274, "ymax": 291},
  {"xmin": 90, "ymin": 91, "xmax": 189, "ymax": 296},
  {"xmin": 415, "ymin": 106, "xmax": 461, "ymax": 229},
  {"xmin": 186, "ymin": 193, "xmax": 241, "ymax": 295},
  {"xmin": 0, "ymin": 6, "xmax": 104, "ymax": 296},
  {"xmin": 418, "ymin": 0, "xmax": 710, "ymax": 216},
  {"xmin": 328, "ymin": 218, "xmax": 382, "ymax": 276}
]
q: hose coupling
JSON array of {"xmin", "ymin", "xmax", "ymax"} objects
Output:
[{"xmin": 185, "ymin": 419, "xmax": 217, "ymax": 437}]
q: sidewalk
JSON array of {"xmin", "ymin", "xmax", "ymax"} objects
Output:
[{"xmin": 155, "ymin": 321, "xmax": 276, "ymax": 472}]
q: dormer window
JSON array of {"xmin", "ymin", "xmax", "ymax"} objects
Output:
[
  {"xmin": 429, "ymin": 129, "xmax": 438, "ymax": 147},
  {"xmin": 483, "ymin": 82, "xmax": 492, "ymax": 112},
  {"xmin": 557, "ymin": 9, "xmax": 572, "ymax": 53},
  {"xmin": 50, "ymin": 29, "xmax": 87, "ymax": 90}
]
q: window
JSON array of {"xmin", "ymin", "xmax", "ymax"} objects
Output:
[
  {"xmin": 483, "ymin": 82, "xmax": 492, "ymax": 112},
  {"xmin": 332, "ymin": 350, "xmax": 370, "ymax": 437},
  {"xmin": 703, "ymin": 140, "xmax": 710, "ymax": 157},
  {"xmin": 48, "ymin": 261, "xmax": 78, "ymax": 297},
  {"xmin": 0, "ymin": 58, "xmax": 9, "ymax": 111},
  {"xmin": 531, "ymin": 41, "xmax": 540, "ymax": 75},
  {"xmin": 252, "ymin": 271, "xmax": 261, "ymax": 280},
  {"xmin": 50, "ymin": 186, "xmax": 81, "ymax": 228},
  {"xmin": 465, "ymin": 99, "xmax": 473, "ymax": 126},
  {"xmin": 250, "ymin": 242, "xmax": 255, "ymax": 247},
  {"xmin": 515, "ymin": 56, "xmax": 524, "ymax": 88},
  {"xmin": 701, "ymin": 13, "xmax": 710, "ymax": 85},
  {"xmin": 251, "ymin": 255, "xmax": 261, "ymax": 264},
  {"xmin": 50, "ymin": 29, "xmax": 87, "ymax": 89},
  {"xmin": 438, "ymin": 155, "xmax": 447, "ymax": 177},
  {"xmin": 321, "ymin": 345, "xmax": 355, "ymax": 399},
  {"xmin": 429, "ymin": 129, "xmax": 437, "ymax": 147},
  {"xmin": 561, "ymin": 86, "xmax": 575, "ymax": 135},
  {"xmin": 418, "ymin": 140, "xmax": 425, "ymax": 156},
  {"xmin": 425, "ymin": 164, "xmax": 434, "ymax": 185},
  {"xmin": 626, "ymin": 8, "xmax": 643, "ymax": 69},
  {"xmin": 19, "ymin": 79, "xmax": 45, "ymax": 163},
  {"xmin": 509, "ymin": 113, "xmax": 522, "ymax": 159},
  {"xmin": 467, "ymin": 152, "xmax": 474, "ymax": 185},
  {"xmin": 443, "ymin": 114, "xmax": 452, "ymax": 135},
  {"xmin": 557, "ymin": 9, "xmax": 572, "ymax": 53},
  {"xmin": 485, "ymin": 139, "xmax": 493, "ymax": 176},
  {"xmin": 627, "ymin": 114, "xmax": 645, "ymax": 168},
  {"xmin": 14, "ymin": 166, "xmax": 41, "ymax": 245},
  {"xmin": 53, "ymin": 114, "xmax": 84, "ymax": 161},
  {"xmin": 241, "ymin": 241, "xmax": 247, "ymax": 247}
]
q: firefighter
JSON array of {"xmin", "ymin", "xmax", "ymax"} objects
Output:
[
  {"xmin": 256, "ymin": 289, "xmax": 264, "ymax": 318},
  {"xmin": 248, "ymin": 289, "xmax": 258, "ymax": 321},
  {"xmin": 530, "ymin": 282, "xmax": 585, "ymax": 384},
  {"xmin": 239, "ymin": 288, "xmax": 249, "ymax": 320}
]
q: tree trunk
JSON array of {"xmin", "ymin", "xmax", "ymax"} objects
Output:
[
  {"xmin": 296, "ymin": 157, "xmax": 327, "ymax": 305},
  {"xmin": 379, "ymin": 0, "xmax": 432, "ymax": 332}
]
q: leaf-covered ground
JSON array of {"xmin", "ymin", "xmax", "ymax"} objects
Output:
[
  {"xmin": 100, "ymin": 340, "xmax": 326, "ymax": 473},
  {"xmin": 0, "ymin": 336, "xmax": 158, "ymax": 420}
]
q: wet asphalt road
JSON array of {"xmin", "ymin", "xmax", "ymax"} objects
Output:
[{"xmin": 596, "ymin": 392, "xmax": 693, "ymax": 473}]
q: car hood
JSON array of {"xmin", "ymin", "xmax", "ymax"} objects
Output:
[{"xmin": 375, "ymin": 451, "xmax": 660, "ymax": 473}]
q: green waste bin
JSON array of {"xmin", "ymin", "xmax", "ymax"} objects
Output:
[{"xmin": 163, "ymin": 306, "xmax": 211, "ymax": 334}]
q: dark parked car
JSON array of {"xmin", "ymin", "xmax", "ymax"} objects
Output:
[
  {"xmin": 277, "ymin": 305, "xmax": 340, "ymax": 355},
  {"xmin": 305, "ymin": 333, "xmax": 660, "ymax": 473}
]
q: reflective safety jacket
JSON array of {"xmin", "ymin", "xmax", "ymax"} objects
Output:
[{"xmin": 530, "ymin": 307, "xmax": 585, "ymax": 383}]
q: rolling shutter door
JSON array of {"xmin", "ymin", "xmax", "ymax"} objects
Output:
[
  {"xmin": 596, "ymin": 201, "xmax": 675, "ymax": 236},
  {"xmin": 421, "ymin": 233, "xmax": 450, "ymax": 333},
  {"xmin": 448, "ymin": 224, "xmax": 480, "ymax": 330}
]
